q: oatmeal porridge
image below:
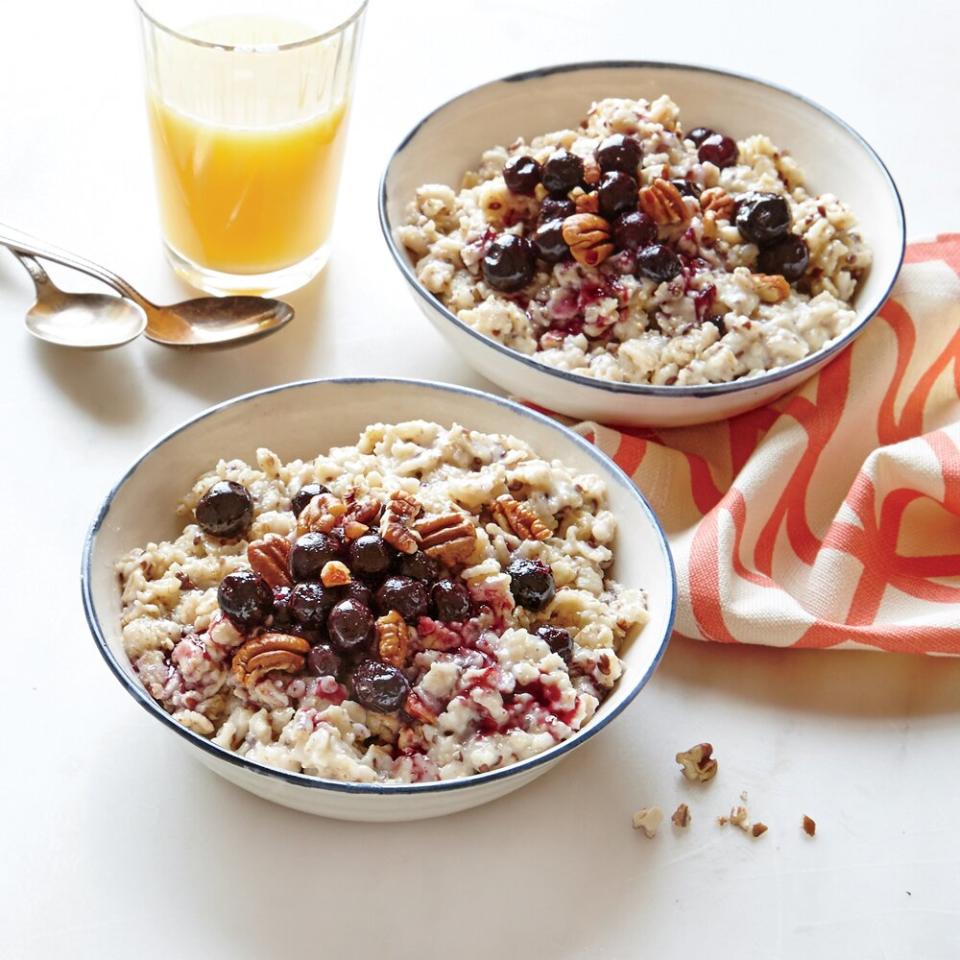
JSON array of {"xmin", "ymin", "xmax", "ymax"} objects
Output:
[
  {"xmin": 396, "ymin": 96, "xmax": 872, "ymax": 386},
  {"xmin": 117, "ymin": 421, "xmax": 647, "ymax": 784}
]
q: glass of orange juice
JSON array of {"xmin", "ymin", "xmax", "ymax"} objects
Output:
[{"xmin": 136, "ymin": 0, "xmax": 366, "ymax": 296}]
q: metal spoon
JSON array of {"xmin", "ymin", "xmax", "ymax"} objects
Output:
[
  {"xmin": 13, "ymin": 251, "xmax": 147, "ymax": 349},
  {"xmin": 1, "ymin": 224, "xmax": 294, "ymax": 348}
]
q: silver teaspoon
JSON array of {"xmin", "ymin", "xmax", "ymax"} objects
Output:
[{"xmin": 1, "ymin": 224, "xmax": 294, "ymax": 348}]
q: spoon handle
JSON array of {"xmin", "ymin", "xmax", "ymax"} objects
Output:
[{"xmin": 0, "ymin": 223, "xmax": 152, "ymax": 310}]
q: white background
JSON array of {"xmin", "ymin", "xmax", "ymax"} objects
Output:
[{"xmin": 2, "ymin": 2, "xmax": 959, "ymax": 958}]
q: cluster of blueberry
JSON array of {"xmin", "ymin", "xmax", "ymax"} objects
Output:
[{"xmin": 190, "ymin": 479, "xmax": 573, "ymax": 716}]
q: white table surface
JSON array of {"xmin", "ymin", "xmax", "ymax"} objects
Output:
[{"xmin": 2, "ymin": 2, "xmax": 958, "ymax": 957}]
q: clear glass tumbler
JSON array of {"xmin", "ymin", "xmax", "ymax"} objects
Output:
[{"xmin": 136, "ymin": 0, "xmax": 366, "ymax": 296}]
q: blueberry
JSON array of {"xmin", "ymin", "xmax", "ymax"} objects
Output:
[
  {"xmin": 506, "ymin": 557, "xmax": 555, "ymax": 611},
  {"xmin": 290, "ymin": 482, "xmax": 329, "ymax": 517},
  {"xmin": 533, "ymin": 218, "xmax": 569, "ymax": 263},
  {"xmin": 290, "ymin": 581, "xmax": 338, "ymax": 629},
  {"xmin": 396, "ymin": 551, "xmax": 440, "ymax": 582},
  {"xmin": 307, "ymin": 642, "xmax": 341, "ymax": 679},
  {"xmin": 431, "ymin": 578, "xmax": 471, "ymax": 622},
  {"xmin": 598, "ymin": 170, "xmax": 639, "ymax": 219},
  {"xmin": 328, "ymin": 598, "xmax": 374, "ymax": 653},
  {"xmin": 758, "ymin": 235, "xmax": 810, "ymax": 282},
  {"xmin": 612, "ymin": 210, "xmax": 657, "ymax": 252},
  {"xmin": 481, "ymin": 234, "xmax": 536, "ymax": 293},
  {"xmin": 289, "ymin": 532, "xmax": 340, "ymax": 581},
  {"xmin": 376, "ymin": 575, "xmax": 429, "ymax": 623},
  {"xmin": 671, "ymin": 179, "xmax": 702, "ymax": 199},
  {"xmin": 345, "ymin": 580, "xmax": 374, "ymax": 607},
  {"xmin": 195, "ymin": 480, "xmax": 253, "ymax": 538},
  {"xmin": 541, "ymin": 149, "xmax": 584, "ymax": 195},
  {"xmin": 272, "ymin": 585, "xmax": 294, "ymax": 628},
  {"xmin": 735, "ymin": 192, "xmax": 791, "ymax": 247},
  {"xmin": 503, "ymin": 155, "xmax": 542, "ymax": 195},
  {"xmin": 351, "ymin": 659, "xmax": 410, "ymax": 713},
  {"xmin": 536, "ymin": 624, "xmax": 573, "ymax": 661},
  {"xmin": 636, "ymin": 244, "xmax": 682, "ymax": 283},
  {"xmin": 217, "ymin": 571, "xmax": 272, "ymax": 628},
  {"xmin": 347, "ymin": 533, "xmax": 392, "ymax": 576},
  {"xmin": 595, "ymin": 133, "xmax": 641, "ymax": 174},
  {"xmin": 539, "ymin": 196, "xmax": 576, "ymax": 223},
  {"xmin": 686, "ymin": 127, "xmax": 714, "ymax": 147},
  {"xmin": 697, "ymin": 133, "xmax": 738, "ymax": 169}
]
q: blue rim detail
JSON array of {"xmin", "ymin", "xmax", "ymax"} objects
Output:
[
  {"xmin": 379, "ymin": 60, "xmax": 906, "ymax": 400},
  {"xmin": 81, "ymin": 377, "xmax": 677, "ymax": 797}
]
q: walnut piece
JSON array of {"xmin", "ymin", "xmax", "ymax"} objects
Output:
[
  {"xmin": 582, "ymin": 157, "xmax": 601, "ymax": 187},
  {"xmin": 414, "ymin": 513, "xmax": 477, "ymax": 564},
  {"xmin": 751, "ymin": 822, "xmax": 768, "ymax": 838},
  {"xmin": 320, "ymin": 560, "xmax": 352, "ymax": 587},
  {"xmin": 729, "ymin": 805, "xmax": 749, "ymax": 830},
  {"xmin": 296, "ymin": 493, "xmax": 347, "ymax": 536},
  {"xmin": 491, "ymin": 494, "xmax": 551, "ymax": 542},
  {"xmin": 802, "ymin": 815, "xmax": 816, "ymax": 837},
  {"xmin": 639, "ymin": 178, "xmax": 689, "ymax": 225},
  {"xmin": 247, "ymin": 536, "xmax": 292, "ymax": 588},
  {"xmin": 699, "ymin": 186, "xmax": 736, "ymax": 221},
  {"xmin": 343, "ymin": 520, "xmax": 369, "ymax": 540},
  {"xmin": 562, "ymin": 213, "xmax": 614, "ymax": 267},
  {"xmin": 632, "ymin": 806, "xmax": 664, "ymax": 838},
  {"xmin": 231, "ymin": 632, "xmax": 310, "ymax": 687},
  {"xmin": 676, "ymin": 742, "xmax": 718, "ymax": 782},
  {"xmin": 671, "ymin": 803, "xmax": 691, "ymax": 828},
  {"xmin": 753, "ymin": 272, "xmax": 791, "ymax": 303},
  {"xmin": 574, "ymin": 190, "xmax": 600, "ymax": 214},
  {"xmin": 376, "ymin": 610, "xmax": 410, "ymax": 668}
]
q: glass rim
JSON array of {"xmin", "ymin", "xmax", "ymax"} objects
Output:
[{"xmin": 134, "ymin": 0, "xmax": 368, "ymax": 52}]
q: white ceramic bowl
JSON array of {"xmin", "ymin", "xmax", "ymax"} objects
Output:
[
  {"xmin": 82, "ymin": 379, "xmax": 676, "ymax": 821},
  {"xmin": 380, "ymin": 62, "xmax": 905, "ymax": 427}
]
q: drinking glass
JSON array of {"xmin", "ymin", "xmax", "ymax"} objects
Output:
[{"xmin": 136, "ymin": 0, "xmax": 366, "ymax": 295}]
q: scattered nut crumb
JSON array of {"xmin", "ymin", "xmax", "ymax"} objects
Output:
[
  {"xmin": 675, "ymin": 743, "xmax": 718, "ymax": 782},
  {"xmin": 802, "ymin": 815, "xmax": 816, "ymax": 837},
  {"xmin": 729, "ymin": 805, "xmax": 750, "ymax": 831},
  {"xmin": 632, "ymin": 807, "xmax": 664, "ymax": 838},
  {"xmin": 751, "ymin": 822, "xmax": 768, "ymax": 838},
  {"xmin": 671, "ymin": 803, "xmax": 691, "ymax": 828}
]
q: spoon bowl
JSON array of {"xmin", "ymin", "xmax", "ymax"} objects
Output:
[
  {"xmin": 25, "ymin": 281, "xmax": 147, "ymax": 349},
  {"xmin": 146, "ymin": 296, "xmax": 295, "ymax": 347}
]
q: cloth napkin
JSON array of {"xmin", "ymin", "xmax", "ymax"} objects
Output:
[{"xmin": 576, "ymin": 235, "xmax": 960, "ymax": 654}]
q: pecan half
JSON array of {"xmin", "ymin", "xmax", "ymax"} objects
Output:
[
  {"xmin": 247, "ymin": 536, "xmax": 292, "ymax": 588},
  {"xmin": 296, "ymin": 493, "xmax": 347, "ymax": 536},
  {"xmin": 414, "ymin": 513, "xmax": 477, "ymax": 564},
  {"xmin": 676, "ymin": 742, "xmax": 718, "ymax": 782},
  {"xmin": 639, "ymin": 178, "xmax": 689, "ymax": 225},
  {"xmin": 562, "ymin": 213, "xmax": 614, "ymax": 267},
  {"xmin": 404, "ymin": 690, "xmax": 438, "ymax": 725},
  {"xmin": 382, "ymin": 491, "xmax": 423, "ymax": 555},
  {"xmin": 699, "ymin": 186, "xmax": 736, "ymax": 221},
  {"xmin": 376, "ymin": 610, "xmax": 410, "ymax": 668},
  {"xmin": 753, "ymin": 272, "xmax": 790, "ymax": 303},
  {"xmin": 491, "ymin": 494, "xmax": 551, "ymax": 542},
  {"xmin": 320, "ymin": 560, "xmax": 352, "ymax": 587},
  {"xmin": 232, "ymin": 632, "xmax": 310, "ymax": 687}
]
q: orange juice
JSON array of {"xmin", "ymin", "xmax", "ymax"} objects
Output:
[
  {"xmin": 143, "ymin": 14, "xmax": 355, "ymax": 283},
  {"xmin": 147, "ymin": 96, "xmax": 348, "ymax": 275}
]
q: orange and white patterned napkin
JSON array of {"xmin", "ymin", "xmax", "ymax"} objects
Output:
[{"xmin": 579, "ymin": 235, "xmax": 960, "ymax": 653}]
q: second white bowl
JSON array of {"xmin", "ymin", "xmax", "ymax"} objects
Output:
[{"xmin": 380, "ymin": 61, "xmax": 905, "ymax": 427}]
